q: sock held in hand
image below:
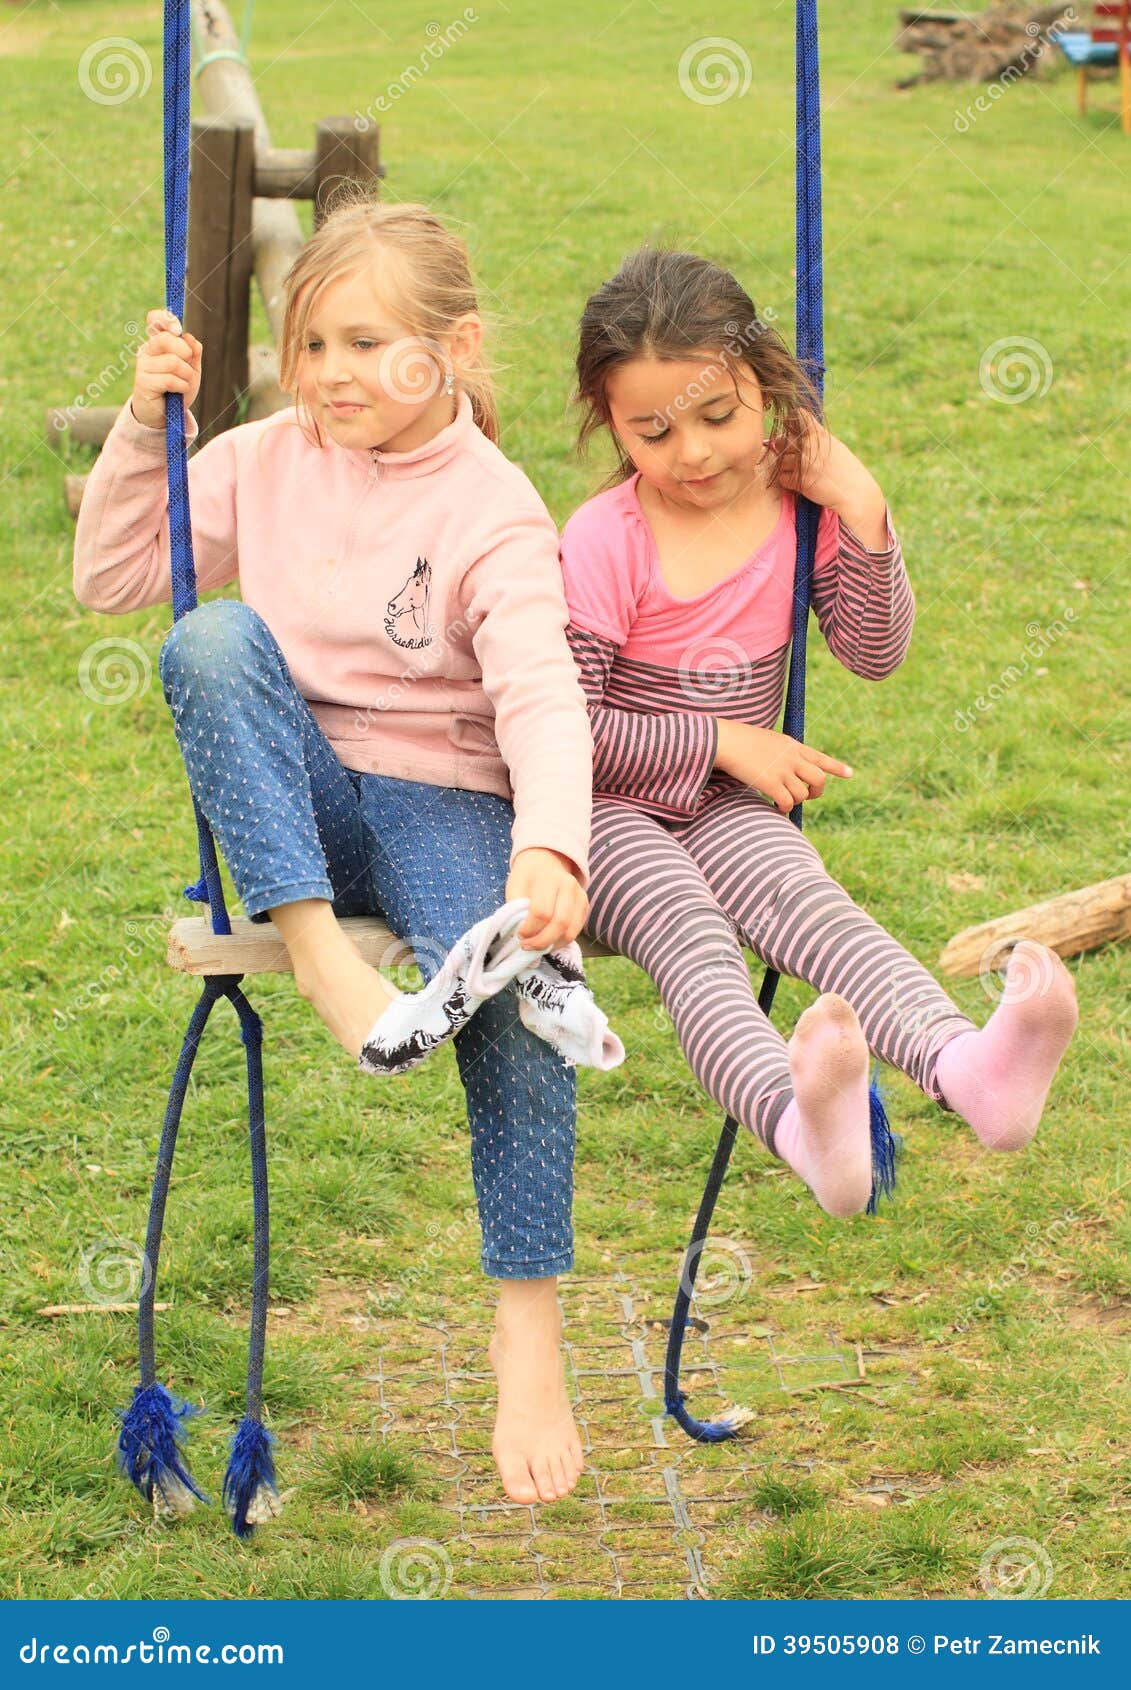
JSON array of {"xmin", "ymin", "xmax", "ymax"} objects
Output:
[
  {"xmin": 359, "ymin": 900, "xmax": 545, "ymax": 1077},
  {"xmin": 513, "ymin": 942, "xmax": 626, "ymax": 1071}
]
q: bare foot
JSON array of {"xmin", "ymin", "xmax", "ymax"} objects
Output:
[
  {"xmin": 489, "ymin": 1281, "xmax": 584, "ymax": 1506},
  {"xmin": 296, "ymin": 945, "xmax": 397, "ymax": 1061},
  {"xmin": 774, "ymin": 993, "xmax": 873, "ymax": 1217}
]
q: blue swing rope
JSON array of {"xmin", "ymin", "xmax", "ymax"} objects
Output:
[
  {"xmin": 116, "ymin": 0, "xmax": 277, "ymax": 1538},
  {"xmin": 663, "ymin": 0, "xmax": 897, "ymax": 1443}
]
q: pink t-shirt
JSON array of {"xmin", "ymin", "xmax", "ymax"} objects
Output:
[
  {"xmin": 558, "ymin": 471, "xmax": 912, "ymax": 822},
  {"xmin": 560, "ymin": 473, "xmax": 843, "ymax": 662}
]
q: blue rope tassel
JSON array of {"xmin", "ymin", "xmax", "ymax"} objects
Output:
[
  {"xmin": 866, "ymin": 1075, "xmax": 901, "ymax": 1214},
  {"xmin": 223, "ymin": 1418, "xmax": 279, "ymax": 1538},
  {"xmin": 117, "ymin": 1383, "xmax": 208, "ymax": 1515}
]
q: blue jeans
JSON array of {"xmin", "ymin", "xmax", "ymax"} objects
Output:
[{"xmin": 158, "ymin": 599, "xmax": 576, "ymax": 1279}]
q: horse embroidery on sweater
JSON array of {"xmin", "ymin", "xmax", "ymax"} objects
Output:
[{"xmin": 385, "ymin": 558, "xmax": 432, "ymax": 649}]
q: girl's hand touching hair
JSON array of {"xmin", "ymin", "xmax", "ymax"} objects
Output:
[
  {"xmin": 771, "ymin": 412, "xmax": 890, "ymax": 550},
  {"xmin": 506, "ymin": 847, "xmax": 589, "ymax": 951},
  {"xmin": 131, "ymin": 309, "xmax": 203, "ymax": 430},
  {"xmin": 714, "ymin": 720, "xmax": 853, "ymax": 815}
]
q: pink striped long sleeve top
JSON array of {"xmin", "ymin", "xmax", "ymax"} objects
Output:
[{"xmin": 558, "ymin": 470, "xmax": 915, "ymax": 821}]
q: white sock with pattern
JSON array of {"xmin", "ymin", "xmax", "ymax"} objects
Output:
[
  {"xmin": 513, "ymin": 942, "xmax": 626, "ymax": 1071},
  {"xmin": 359, "ymin": 900, "xmax": 544, "ymax": 1076}
]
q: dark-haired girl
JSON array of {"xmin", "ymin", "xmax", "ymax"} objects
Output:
[{"xmin": 560, "ymin": 249, "xmax": 1077, "ymax": 1216}]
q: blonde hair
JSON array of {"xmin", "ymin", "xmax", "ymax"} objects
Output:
[{"xmin": 278, "ymin": 190, "xmax": 499, "ymax": 445}]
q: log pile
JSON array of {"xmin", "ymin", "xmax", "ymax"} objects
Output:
[{"xmin": 896, "ymin": 5, "xmax": 1076, "ymax": 85}]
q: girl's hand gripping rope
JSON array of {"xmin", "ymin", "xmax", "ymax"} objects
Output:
[{"xmin": 131, "ymin": 308, "xmax": 203, "ymax": 430}]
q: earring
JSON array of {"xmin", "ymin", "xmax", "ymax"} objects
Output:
[{"xmin": 444, "ymin": 369, "xmax": 455, "ymax": 397}]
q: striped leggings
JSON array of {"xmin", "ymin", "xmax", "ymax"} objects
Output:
[{"xmin": 584, "ymin": 786, "xmax": 976, "ymax": 1150}]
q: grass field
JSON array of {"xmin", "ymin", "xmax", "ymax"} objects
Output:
[{"xmin": 1, "ymin": 0, "xmax": 1128, "ymax": 1600}]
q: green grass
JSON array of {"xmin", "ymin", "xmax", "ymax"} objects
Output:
[{"xmin": 2, "ymin": 0, "xmax": 1129, "ymax": 1600}]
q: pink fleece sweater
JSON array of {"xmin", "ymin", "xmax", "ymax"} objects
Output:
[{"xmin": 72, "ymin": 395, "xmax": 594, "ymax": 886}]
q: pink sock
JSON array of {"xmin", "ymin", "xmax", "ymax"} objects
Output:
[
  {"xmin": 934, "ymin": 941, "xmax": 1078, "ymax": 1150},
  {"xmin": 772, "ymin": 994, "xmax": 873, "ymax": 1218}
]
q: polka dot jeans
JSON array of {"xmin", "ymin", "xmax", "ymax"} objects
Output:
[{"xmin": 159, "ymin": 599, "xmax": 576, "ymax": 1279}]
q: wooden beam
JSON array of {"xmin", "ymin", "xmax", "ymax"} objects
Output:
[
  {"xmin": 255, "ymin": 143, "xmax": 385, "ymax": 200},
  {"xmin": 167, "ymin": 915, "xmax": 617, "ymax": 977},
  {"xmin": 187, "ymin": 116, "xmax": 255, "ymax": 444},
  {"xmin": 938, "ymin": 874, "xmax": 1131, "ymax": 976},
  {"xmin": 46, "ymin": 404, "xmax": 121, "ymax": 448},
  {"xmin": 313, "ymin": 115, "xmax": 381, "ymax": 228},
  {"xmin": 64, "ymin": 474, "xmax": 87, "ymax": 520}
]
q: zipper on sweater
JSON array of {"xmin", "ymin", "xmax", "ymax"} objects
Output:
[{"xmin": 338, "ymin": 453, "xmax": 381, "ymax": 569}]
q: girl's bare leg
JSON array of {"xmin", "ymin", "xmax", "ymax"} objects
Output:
[{"xmin": 489, "ymin": 1278, "xmax": 584, "ymax": 1505}]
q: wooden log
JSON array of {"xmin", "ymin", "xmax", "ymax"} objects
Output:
[
  {"xmin": 187, "ymin": 116, "xmax": 255, "ymax": 444},
  {"xmin": 167, "ymin": 915, "xmax": 617, "ymax": 977},
  {"xmin": 313, "ymin": 115, "xmax": 381, "ymax": 229},
  {"xmin": 65, "ymin": 474, "xmax": 87, "ymax": 519},
  {"xmin": 255, "ymin": 144, "xmax": 385, "ymax": 201},
  {"xmin": 38, "ymin": 1302, "xmax": 172, "ymax": 1318},
  {"xmin": 938, "ymin": 874, "xmax": 1131, "ymax": 976},
  {"xmin": 255, "ymin": 146, "xmax": 321, "ymax": 200},
  {"xmin": 45, "ymin": 404, "xmax": 121, "ymax": 448}
]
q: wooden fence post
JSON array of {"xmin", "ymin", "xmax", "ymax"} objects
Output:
[
  {"xmin": 313, "ymin": 116, "xmax": 381, "ymax": 228},
  {"xmin": 187, "ymin": 116, "xmax": 255, "ymax": 444}
]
